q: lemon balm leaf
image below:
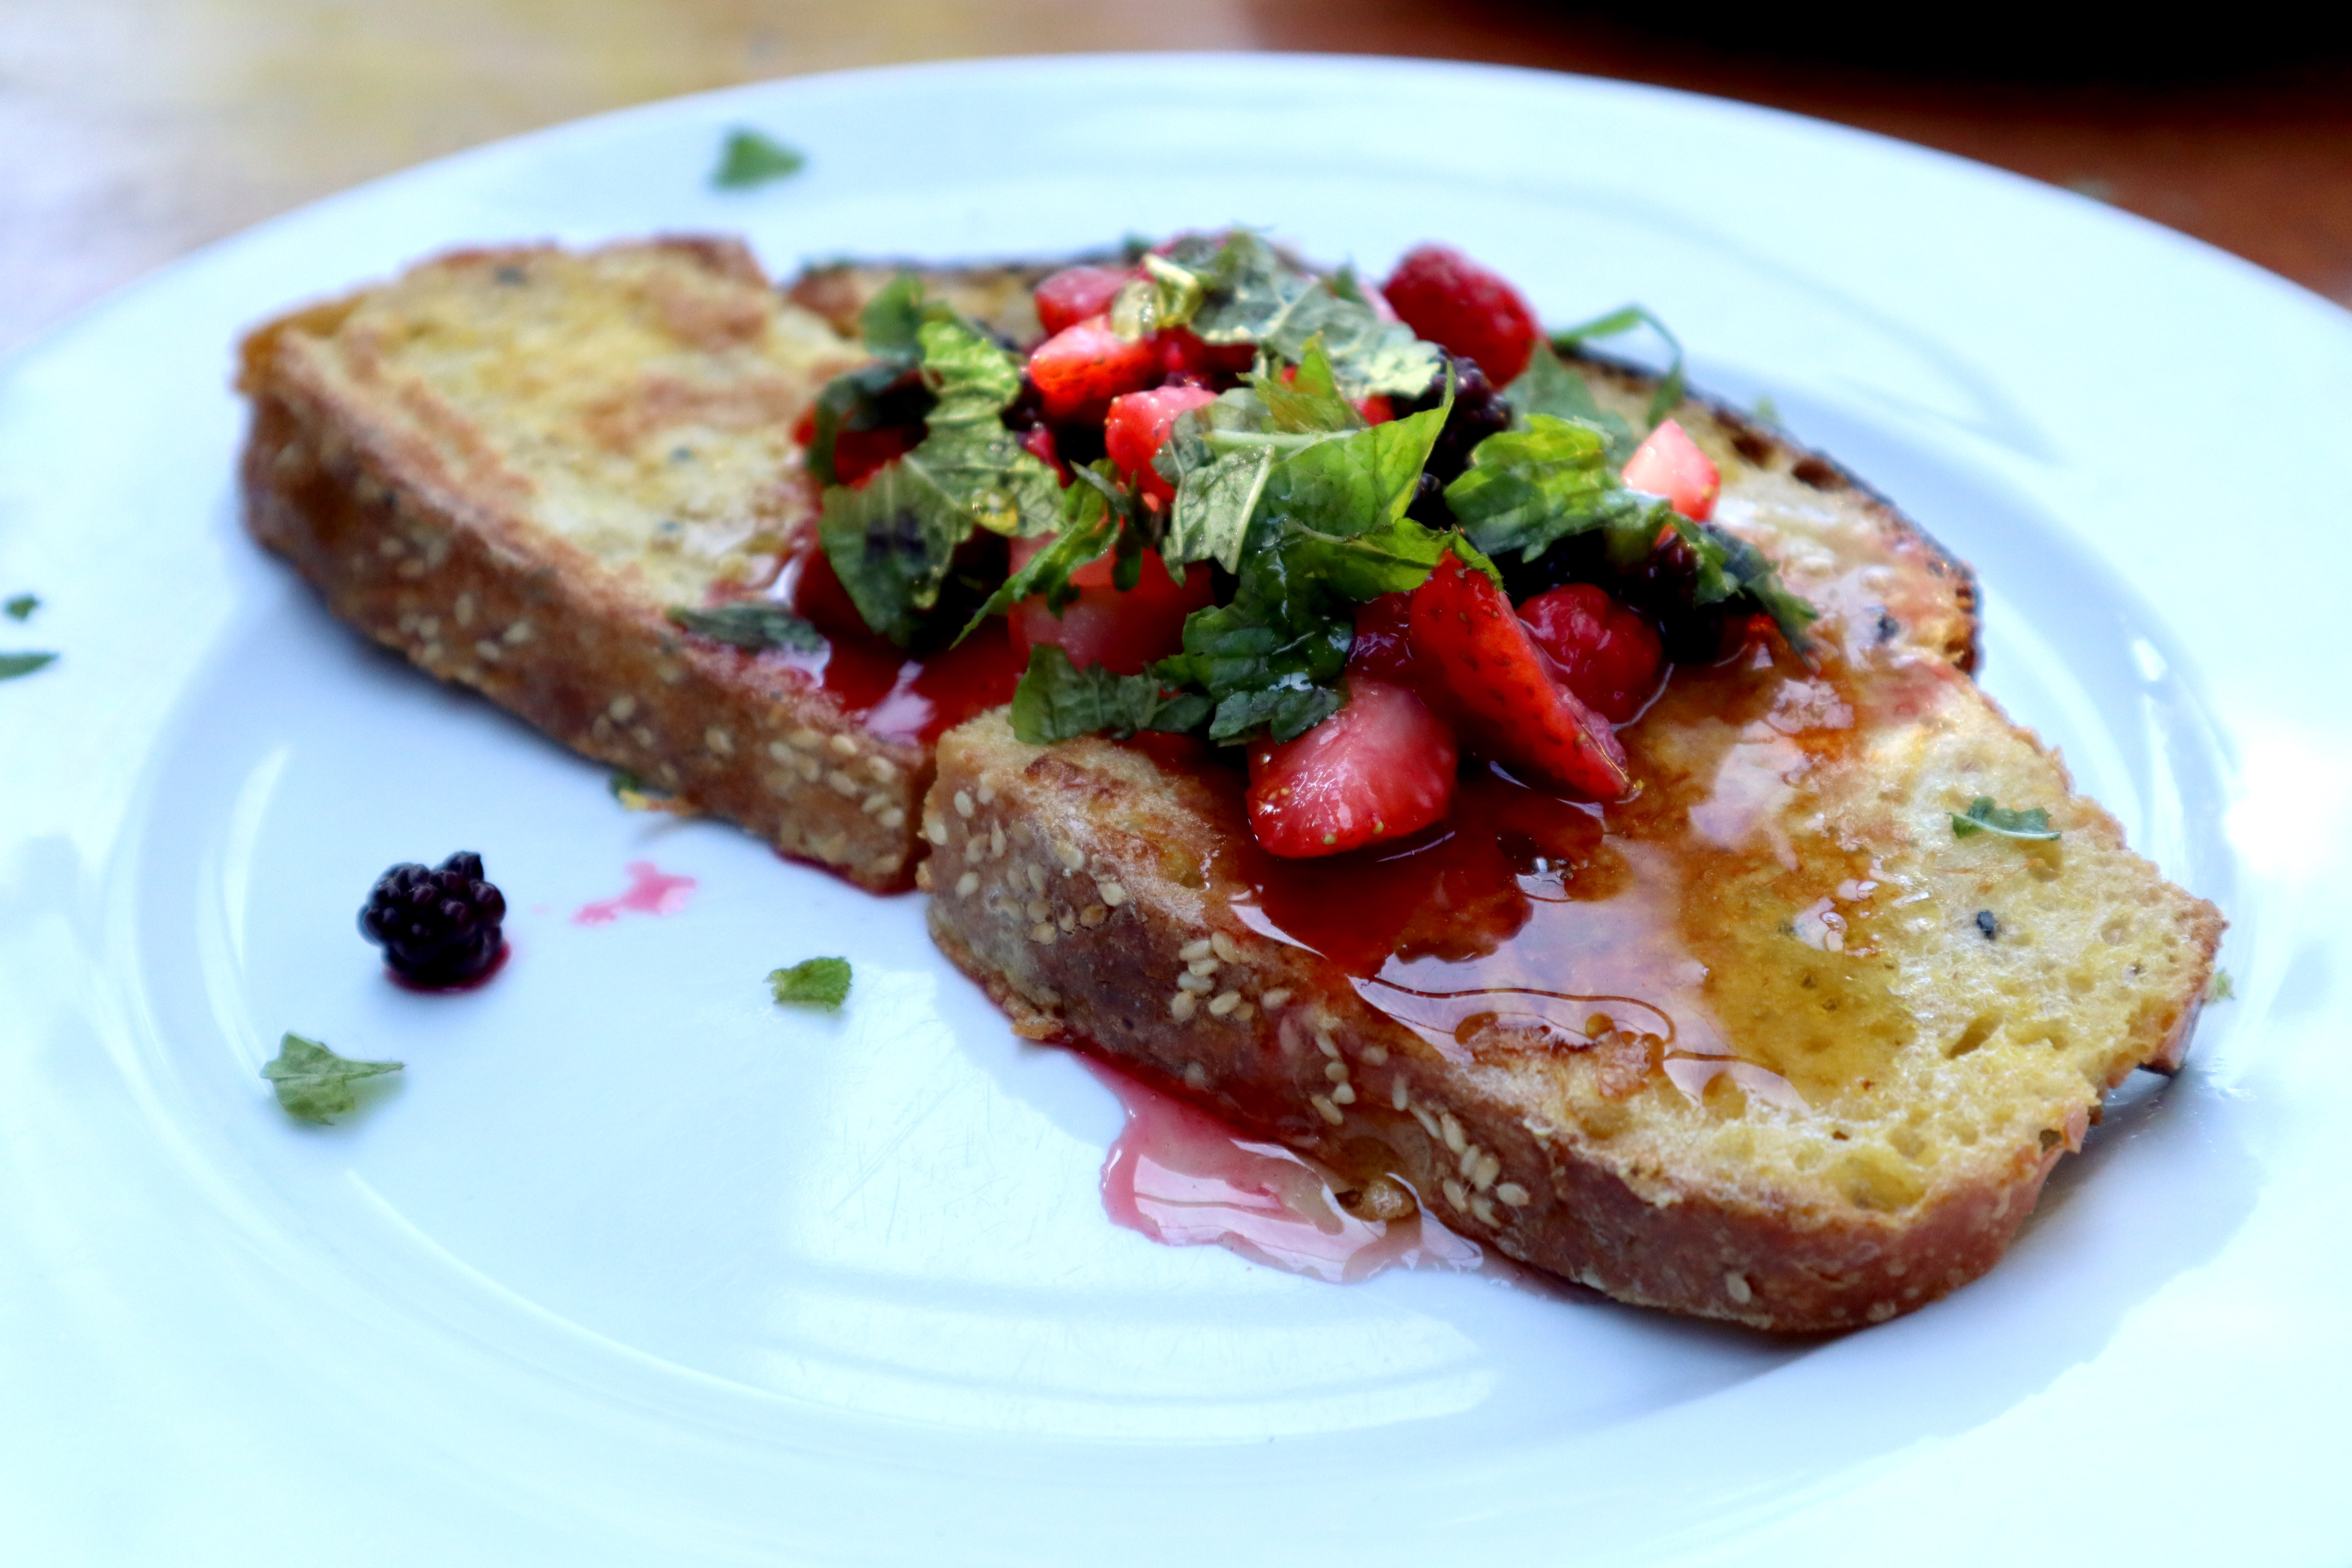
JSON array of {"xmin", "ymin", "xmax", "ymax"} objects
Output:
[
  {"xmin": 261, "ymin": 1033, "xmax": 402, "ymax": 1123},
  {"xmin": 770, "ymin": 957, "xmax": 852, "ymax": 1011},
  {"xmin": 1951, "ymin": 797, "xmax": 2061, "ymax": 842}
]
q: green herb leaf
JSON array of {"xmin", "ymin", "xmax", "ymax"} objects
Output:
[
  {"xmin": 956, "ymin": 464, "xmax": 1123, "ymax": 641},
  {"xmin": 819, "ymin": 310, "xmax": 1060, "ymax": 643},
  {"xmin": 1109, "ymin": 252, "xmax": 1207, "ymax": 338},
  {"xmin": 1444, "ymin": 414, "xmax": 1665, "ymax": 565},
  {"xmin": 712, "ymin": 129, "xmax": 807, "ymax": 189},
  {"xmin": 1185, "ymin": 233, "xmax": 1440, "ymax": 399},
  {"xmin": 2208, "ymin": 969, "xmax": 2235, "ymax": 1003},
  {"xmin": 1506, "ymin": 341, "xmax": 1637, "ymax": 464},
  {"xmin": 1553, "ymin": 304, "xmax": 1686, "ymax": 430},
  {"xmin": 769, "ymin": 956, "xmax": 852, "ymax": 1010},
  {"xmin": 1950, "ymin": 797, "xmax": 2062, "ymax": 842},
  {"xmin": 261, "ymin": 1033, "xmax": 402, "ymax": 1123},
  {"xmin": 1681, "ymin": 521, "xmax": 1820, "ymax": 650},
  {"xmin": 1157, "ymin": 388, "xmax": 1277, "ymax": 574},
  {"xmin": 1750, "ymin": 393, "xmax": 1782, "ymax": 426},
  {"xmin": 4, "ymin": 593, "xmax": 36, "ymax": 621},
  {"xmin": 1010, "ymin": 645, "xmax": 1213, "ymax": 744},
  {"xmin": 0, "ymin": 651, "xmax": 57, "ymax": 681},
  {"xmin": 666, "ymin": 602, "xmax": 824, "ymax": 654},
  {"xmin": 860, "ymin": 272, "xmax": 929, "ymax": 359}
]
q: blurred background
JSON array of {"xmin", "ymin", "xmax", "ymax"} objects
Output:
[{"xmin": 5, "ymin": 0, "xmax": 2350, "ymax": 355}]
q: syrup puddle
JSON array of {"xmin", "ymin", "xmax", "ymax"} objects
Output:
[
  {"xmin": 1088, "ymin": 1059, "xmax": 1481, "ymax": 1284},
  {"xmin": 571, "ymin": 861, "xmax": 696, "ymax": 926}
]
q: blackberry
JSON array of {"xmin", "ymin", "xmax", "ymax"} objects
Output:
[
  {"xmin": 360, "ymin": 852, "xmax": 507, "ymax": 987},
  {"xmin": 1395, "ymin": 352, "xmax": 1514, "ymax": 490}
]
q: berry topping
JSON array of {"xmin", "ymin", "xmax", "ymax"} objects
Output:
[
  {"xmin": 359, "ymin": 852, "xmax": 507, "ymax": 987},
  {"xmin": 1247, "ymin": 674, "xmax": 1458, "ymax": 858},
  {"xmin": 1407, "ymin": 552, "xmax": 1631, "ymax": 800},
  {"xmin": 1034, "ymin": 265, "xmax": 1134, "ymax": 337},
  {"xmin": 1394, "ymin": 353, "xmax": 1515, "ymax": 525},
  {"xmin": 829, "ymin": 424, "xmax": 922, "ymax": 488},
  {"xmin": 1518, "ymin": 583, "xmax": 1666, "ymax": 722},
  {"xmin": 1344, "ymin": 592, "xmax": 1421, "ymax": 687},
  {"xmin": 1026, "ymin": 314, "xmax": 1162, "ymax": 425},
  {"xmin": 1156, "ymin": 327, "xmax": 1257, "ymax": 385},
  {"xmin": 1105, "ymin": 384, "xmax": 1219, "ymax": 503},
  {"xmin": 1621, "ymin": 418, "xmax": 1720, "ymax": 521},
  {"xmin": 1382, "ymin": 244, "xmax": 1541, "ymax": 387},
  {"xmin": 1007, "ymin": 534, "xmax": 1212, "ymax": 676}
]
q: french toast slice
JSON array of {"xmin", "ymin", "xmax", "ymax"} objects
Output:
[
  {"xmin": 238, "ymin": 238, "xmax": 949, "ymax": 889},
  {"xmin": 920, "ymin": 392, "xmax": 2222, "ymax": 1332}
]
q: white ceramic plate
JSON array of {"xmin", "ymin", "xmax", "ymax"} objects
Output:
[{"xmin": 3, "ymin": 54, "xmax": 2347, "ymax": 1567}]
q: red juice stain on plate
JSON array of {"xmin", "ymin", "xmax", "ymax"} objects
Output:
[
  {"xmin": 572, "ymin": 862, "xmax": 696, "ymax": 926},
  {"xmin": 766, "ymin": 539, "xmax": 1023, "ymax": 746},
  {"xmin": 1086, "ymin": 1058, "xmax": 1480, "ymax": 1284}
]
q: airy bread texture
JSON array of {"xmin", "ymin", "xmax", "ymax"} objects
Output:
[
  {"xmin": 238, "ymin": 238, "xmax": 946, "ymax": 891},
  {"xmin": 920, "ymin": 391, "xmax": 2221, "ymax": 1332}
]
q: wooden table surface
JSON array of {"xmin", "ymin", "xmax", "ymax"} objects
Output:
[{"xmin": 5, "ymin": 0, "xmax": 2350, "ymax": 356}]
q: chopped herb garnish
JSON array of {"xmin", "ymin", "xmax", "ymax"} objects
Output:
[
  {"xmin": 4, "ymin": 593, "xmax": 36, "ymax": 621},
  {"xmin": 1506, "ymin": 342, "xmax": 1637, "ymax": 465},
  {"xmin": 261, "ymin": 1033, "xmax": 402, "ymax": 1124},
  {"xmin": 712, "ymin": 129, "xmax": 807, "ymax": 189},
  {"xmin": 818, "ymin": 302, "xmax": 1060, "ymax": 644},
  {"xmin": 770, "ymin": 956, "xmax": 852, "ymax": 1010},
  {"xmin": 665, "ymin": 601, "xmax": 824, "ymax": 654},
  {"xmin": 0, "ymin": 651, "xmax": 57, "ymax": 681},
  {"xmin": 1951, "ymin": 797, "xmax": 2061, "ymax": 842},
  {"xmin": 1553, "ymin": 304, "xmax": 1686, "ymax": 430},
  {"xmin": 608, "ymin": 770, "xmax": 686, "ymax": 813},
  {"xmin": 2209, "ymin": 969, "xmax": 2235, "ymax": 1002},
  {"xmin": 1011, "ymin": 645, "xmax": 1213, "ymax": 744},
  {"xmin": 958, "ymin": 462, "xmax": 1125, "ymax": 642},
  {"xmin": 1163, "ymin": 232, "xmax": 1440, "ymax": 399},
  {"xmin": 1750, "ymin": 393, "xmax": 1782, "ymax": 426}
]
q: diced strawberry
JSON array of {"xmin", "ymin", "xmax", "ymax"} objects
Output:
[
  {"xmin": 1407, "ymin": 552, "xmax": 1631, "ymax": 800},
  {"xmin": 791, "ymin": 406, "xmax": 818, "ymax": 446},
  {"xmin": 1247, "ymin": 674, "xmax": 1458, "ymax": 858},
  {"xmin": 1007, "ymin": 534, "xmax": 1213, "ymax": 677},
  {"xmin": 1104, "ymin": 384, "xmax": 1218, "ymax": 504},
  {"xmin": 832, "ymin": 424, "xmax": 922, "ymax": 488},
  {"xmin": 1158, "ymin": 327, "xmax": 1258, "ymax": 385},
  {"xmin": 1018, "ymin": 423, "xmax": 1070, "ymax": 484},
  {"xmin": 1027, "ymin": 315, "xmax": 1163, "ymax": 424},
  {"xmin": 1381, "ymin": 244, "xmax": 1541, "ymax": 386},
  {"xmin": 1357, "ymin": 394, "xmax": 1394, "ymax": 425},
  {"xmin": 1034, "ymin": 265, "xmax": 1134, "ymax": 338},
  {"xmin": 1345, "ymin": 593, "xmax": 1421, "ymax": 686},
  {"xmin": 1620, "ymin": 419, "xmax": 1720, "ymax": 521},
  {"xmin": 1517, "ymin": 583, "xmax": 1666, "ymax": 723}
]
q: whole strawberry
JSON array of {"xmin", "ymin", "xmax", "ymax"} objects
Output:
[{"xmin": 1383, "ymin": 244, "xmax": 1541, "ymax": 387}]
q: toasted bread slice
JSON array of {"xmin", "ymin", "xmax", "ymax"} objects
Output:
[
  {"xmin": 236, "ymin": 238, "xmax": 962, "ymax": 890},
  {"xmin": 920, "ymin": 395, "xmax": 2221, "ymax": 1332}
]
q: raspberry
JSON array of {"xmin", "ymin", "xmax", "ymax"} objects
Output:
[
  {"xmin": 1383, "ymin": 244, "xmax": 1541, "ymax": 387},
  {"xmin": 359, "ymin": 851, "xmax": 507, "ymax": 987}
]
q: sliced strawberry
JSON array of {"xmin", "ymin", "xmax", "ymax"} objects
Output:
[
  {"xmin": 1104, "ymin": 384, "xmax": 1218, "ymax": 504},
  {"xmin": 1017, "ymin": 422, "xmax": 1070, "ymax": 484},
  {"xmin": 1382, "ymin": 244, "xmax": 1540, "ymax": 387},
  {"xmin": 1247, "ymin": 674, "xmax": 1457, "ymax": 858},
  {"xmin": 1027, "ymin": 315, "xmax": 1162, "ymax": 425},
  {"xmin": 1034, "ymin": 265, "xmax": 1134, "ymax": 338},
  {"xmin": 1007, "ymin": 534, "xmax": 1212, "ymax": 677},
  {"xmin": 1345, "ymin": 593, "xmax": 1421, "ymax": 686},
  {"xmin": 1518, "ymin": 583, "xmax": 1666, "ymax": 723},
  {"xmin": 832, "ymin": 424, "xmax": 922, "ymax": 488},
  {"xmin": 1158, "ymin": 327, "xmax": 1258, "ymax": 385},
  {"xmin": 1408, "ymin": 552, "xmax": 1631, "ymax": 800},
  {"xmin": 1620, "ymin": 418, "xmax": 1720, "ymax": 521}
]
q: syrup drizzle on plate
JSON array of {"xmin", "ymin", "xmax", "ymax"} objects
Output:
[
  {"xmin": 1088, "ymin": 1058, "xmax": 1481, "ymax": 1284},
  {"xmin": 572, "ymin": 861, "xmax": 696, "ymax": 926}
]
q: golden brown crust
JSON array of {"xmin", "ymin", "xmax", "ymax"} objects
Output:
[{"xmin": 238, "ymin": 240, "xmax": 925, "ymax": 890}]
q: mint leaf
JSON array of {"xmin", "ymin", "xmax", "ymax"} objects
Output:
[
  {"xmin": 713, "ymin": 129, "xmax": 807, "ymax": 189},
  {"xmin": 1445, "ymin": 414, "xmax": 1665, "ymax": 566},
  {"xmin": 666, "ymin": 602, "xmax": 824, "ymax": 654},
  {"xmin": 1158, "ymin": 388, "xmax": 1277, "ymax": 574},
  {"xmin": 819, "ymin": 309, "xmax": 1060, "ymax": 643},
  {"xmin": 4, "ymin": 593, "xmax": 35, "ymax": 621},
  {"xmin": 1010, "ymin": 645, "xmax": 1212, "ymax": 744},
  {"xmin": 1254, "ymin": 335, "xmax": 1361, "ymax": 434},
  {"xmin": 1109, "ymin": 252, "xmax": 1207, "ymax": 338},
  {"xmin": 1950, "ymin": 797, "xmax": 2061, "ymax": 842},
  {"xmin": 956, "ymin": 463, "xmax": 1122, "ymax": 641},
  {"xmin": 2209, "ymin": 970, "xmax": 2235, "ymax": 1003},
  {"xmin": 1553, "ymin": 305, "xmax": 1686, "ymax": 429},
  {"xmin": 770, "ymin": 956, "xmax": 852, "ymax": 1010},
  {"xmin": 1679, "ymin": 520, "xmax": 1819, "ymax": 650},
  {"xmin": 261, "ymin": 1033, "xmax": 401, "ymax": 1124},
  {"xmin": 0, "ymin": 651, "xmax": 57, "ymax": 681},
  {"xmin": 1506, "ymin": 342, "xmax": 1637, "ymax": 465},
  {"xmin": 1184, "ymin": 233, "xmax": 1440, "ymax": 399},
  {"xmin": 859, "ymin": 272, "xmax": 929, "ymax": 359}
]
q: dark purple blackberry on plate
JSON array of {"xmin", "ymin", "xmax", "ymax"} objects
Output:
[{"xmin": 360, "ymin": 851, "xmax": 507, "ymax": 988}]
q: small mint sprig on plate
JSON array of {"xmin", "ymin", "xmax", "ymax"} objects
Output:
[
  {"xmin": 1951, "ymin": 797, "xmax": 2060, "ymax": 842},
  {"xmin": 262, "ymin": 1033, "xmax": 403, "ymax": 1123},
  {"xmin": 770, "ymin": 957, "xmax": 851, "ymax": 1011},
  {"xmin": 712, "ymin": 129, "xmax": 806, "ymax": 189}
]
